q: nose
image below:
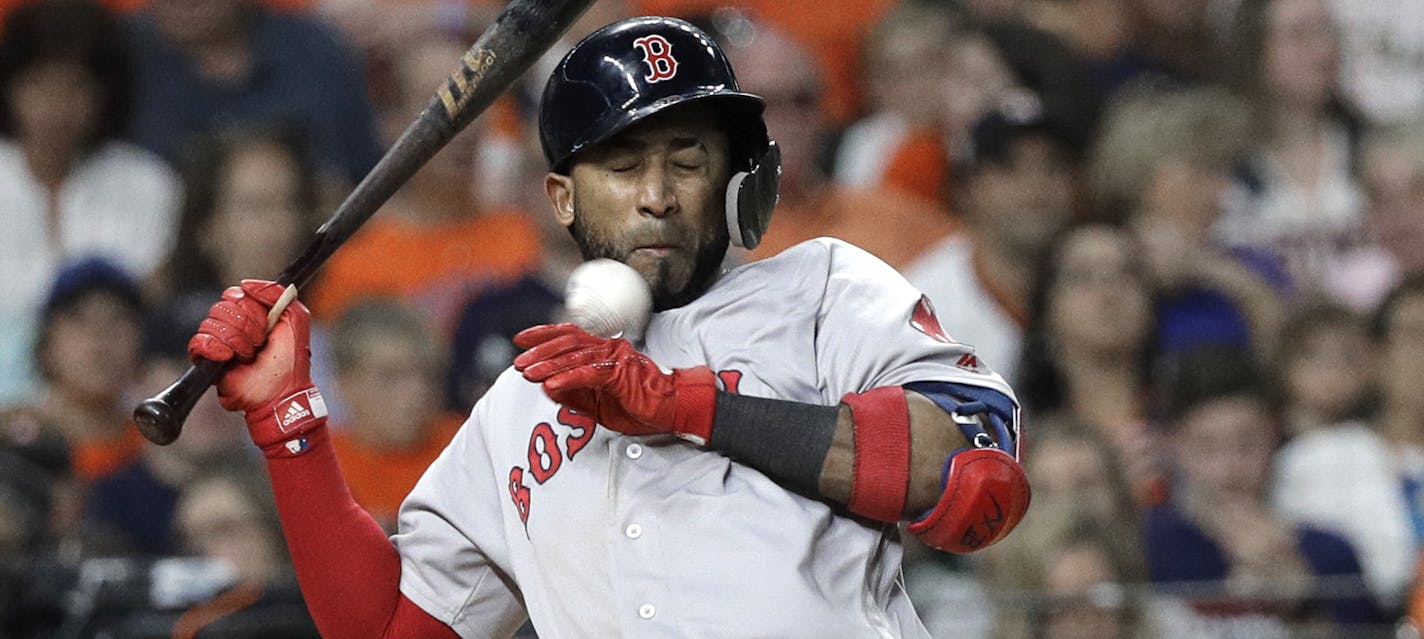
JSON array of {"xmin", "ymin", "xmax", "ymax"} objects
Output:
[{"xmin": 636, "ymin": 163, "xmax": 677, "ymax": 218}]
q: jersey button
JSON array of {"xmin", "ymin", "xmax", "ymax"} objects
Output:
[
  {"xmin": 625, "ymin": 443, "xmax": 643, "ymax": 459},
  {"xmin": 625, "ymin": 523, "xmax": 642, "ymax": 539},
  {"xmin": 638, "ymin": 603, "xmax": 656, "ymax": 619}
]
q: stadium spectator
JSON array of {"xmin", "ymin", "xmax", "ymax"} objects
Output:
[
  {"xmin": 27, "ymin": 258, "xmax": 147, "ymax": 484},
  {"xmin": 84, "ymin": 335, "xmax": 249, "ymax": 557},
  {"xmin": 308, "ymin": 30, "xmax": 541, "ymax": 328},
  {"xmin": 157, "ymin": 125, "xmax": 320, "ymax": 303},
  {"xmin": 1325, "ymin": 120, "xmax": 1424, "ymax": 312},
  {"xmin": 171, "ymin": 459, "xmax": 319, "ymax": 637},
  {"xmin": 1017, "ymin": 225, "xmax": 1168, "ymax": 504},
  {"xmin": 0, "ymin": 0, "xmax": 179, "ymax": 405},
  {"xmin": 0, "ymin": 411, "xmax": 70, "ymax": 558},
  {"xmin": 1092, "ymin": 86, "xmax": 1286, "ymax": 362},
  {"xmin": 1323, "ymin": 0, "xmax": 1424, "ymax": 125},
  {"xmin": 1268, "ymin": 301, "xmax": 1409, "ymax": 611},
  {"xmin": 970, "ymin": 415, "xmax": 1153, "ymax": 639},
  {"xmin": 125, "ymin": 0, "xmax": 383, "ymax": 185},
  {"xmin": 1271, "ymin": 303, "xmax": 1375, "ymax": 435},
  {"xmin": 1023, "ymin": 0, "xmax": 1155, "ymax": 97},
  {"xmin": 940, "ymin": 27, "xmax": 1021, "ymax": 160},
  {"xmin": 328, "ymin": 300, "xmax": 462, "ymax": 531},
  {"xmin": 1216, "ymin": 0, "xmax": 1367, "ymax": 300},
  {"xmin": 903, "ymin": 100, "xmax": 1078, "ymax": 383},
  {"xmin": 1122, "ymin": 0, "xmax": 1219, "ymax": 84},
  {"xmin": 834, "ymin": 2, "xmax": 956, "ymax": 200},
  {"xmin": 1147, "ymin": 347, "xmax": 1379, "ymax": 630},
  {"xmin": 175, "ymin": 461, "xmax": 287, "ymax": 587}
]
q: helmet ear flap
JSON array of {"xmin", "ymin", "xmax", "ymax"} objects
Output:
[{"xmin": 725, "ymin": 141, "xmax": 781, "ymax": 249}]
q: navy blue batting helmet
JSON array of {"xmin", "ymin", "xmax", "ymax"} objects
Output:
[{"xmin": 539, "ymin": 17, "xmax": 780, "ymax": 248}]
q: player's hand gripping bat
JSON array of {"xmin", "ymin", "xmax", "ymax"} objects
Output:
[{"xmin": 133, "ymin": 0, "xmax": 597, "ymax": 445}]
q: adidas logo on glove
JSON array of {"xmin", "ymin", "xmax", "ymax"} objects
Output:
[
  {"xmin": 273, "ymin": 389, "xmax": 328, "ymax": 433},
  {"xmin": 281, "ymin": 400, "xmax": 311, "ymax": 427}
]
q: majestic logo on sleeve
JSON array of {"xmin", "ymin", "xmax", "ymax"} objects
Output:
[
  {"xmin": 633, "ymin": 35, "xmax": 678, "ymax": 83},
  {"xmin": 910, "ymin": 294, "xmax": 954, "ymax": 344}
]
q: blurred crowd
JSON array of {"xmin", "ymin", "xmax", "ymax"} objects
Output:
[{"xmin": 3, "ymin": 0, "xmax": 1424, "ymax": 636}]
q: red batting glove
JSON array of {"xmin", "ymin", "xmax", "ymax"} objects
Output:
[
  {"xmin": 513, "ymin": 324, "xmax": 718, "ymax": 444},
  {"xmin": 188, "ymin": 279, "xmax": 326, "ymax": 457}
]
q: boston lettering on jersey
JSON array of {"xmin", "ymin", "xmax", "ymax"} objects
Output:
[{"xmin": 507, "ymin": 369, "xmax": 745, "ymax": 529}]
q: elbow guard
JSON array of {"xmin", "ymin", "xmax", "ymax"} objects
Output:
[
  {"xmin": 907, "ymin": 447, "xmax": 1028, "ymax": 553},
  {"xmin": 905, "ymin": 382, "xmax": 1029, "ymax": 554}
]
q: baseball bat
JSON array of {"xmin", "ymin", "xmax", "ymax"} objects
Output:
[{"xmin": 134, "ymin": 0, "xmax": 597, "ymax": 445}]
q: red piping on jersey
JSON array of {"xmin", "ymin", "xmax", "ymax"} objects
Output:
[{"xmin": 844, "ymin": 386, "xmax": 912, "ymax": 522}]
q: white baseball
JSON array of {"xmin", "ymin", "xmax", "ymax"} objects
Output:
[{"xmin": 565, "ymin": 258, "xmax": 653, "ymax": 339}]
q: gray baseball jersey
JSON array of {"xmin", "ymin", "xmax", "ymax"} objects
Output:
[{"xmin": 392, "ymin": 238, "xmax": 1017, "ymax": 638}]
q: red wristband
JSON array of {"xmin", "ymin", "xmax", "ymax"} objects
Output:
[
  {"xmin": 671, "ymin": 367, "xmax": 718, "ymax": 445},
  {"xmin": 843, "ymin": 386, "xmax": 912, "ymax": 523},
  {"xmin": 245, "ymin": 385, "xmax": 329, "ymax": 456}
]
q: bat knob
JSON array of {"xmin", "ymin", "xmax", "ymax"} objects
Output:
[{"xmin": 134, "ymin": 398, "xmax": 180, "ymax": 445}]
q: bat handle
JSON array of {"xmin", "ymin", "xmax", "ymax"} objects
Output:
[
  {"xmin": 133, "ymin": 358, "xmax": 226, "ymax": 445},
  {"xmin": 133, "ymin": 285, "xmax": 300, "ymax": 445}
]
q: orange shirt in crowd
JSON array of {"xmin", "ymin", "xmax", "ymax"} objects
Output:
[
  {"xmin": 330, "ymin": 414, "xmax": 463, "ymax": 529},
  {"xmin": 745, "ymin": 192, "xmax": 837, "ymax": 262},
  {"xmin": 820, "ymin": 187, "xmax": 953, "ymax": 271},
  {"xmin": 883, "ymin": 127, "xmax": 951, "ymax": 206},
  {"xmin": 632, "ymin": 0, "xmax": 897, "ymax": 123},
  {"xmin": 310, "ymin": 210, "xmax": 541, "ymax": 327},
  {"xmin": 71, "ymin": 426, "xmax": 146, "ymax": 483},
  {"xmin": 750, "ymin": 186, "xmax": 954, "ymax": 271}
]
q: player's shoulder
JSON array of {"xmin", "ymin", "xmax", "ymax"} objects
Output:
[
  {"xmin": 735, "ymin": 237, "xmax": 899, "ymax": 282},
  {"xmin": 720, "ymin": 237, "xmax": 917, "ymax": 311}
]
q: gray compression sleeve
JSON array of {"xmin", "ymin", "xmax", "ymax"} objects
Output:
[{"xmin": 708, "ymin": 391, "xmax": 840, "ymax": 498}]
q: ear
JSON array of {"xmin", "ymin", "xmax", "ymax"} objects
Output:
[{"xmin": 545, "ymin": 172, "xmax": 576, "ymax": 228}]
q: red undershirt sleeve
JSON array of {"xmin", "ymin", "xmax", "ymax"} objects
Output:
[{"xmin": 261, "ymin": 425, "xmax": 460, "ymax": 639}]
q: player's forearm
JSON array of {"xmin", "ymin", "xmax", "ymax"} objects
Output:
[
  {"xmin": 817, "ymin": 393, "xmax": 969, "ymax": 516},
  {"xmin": 263, "ymin": 426, "xmax": 456, "ymax": 639},
  {"xmin": 708, "ymin": 390, "xmax": 965, "ymax": 518}
]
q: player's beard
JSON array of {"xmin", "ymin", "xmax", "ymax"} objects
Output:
[{"xmin": 569, "ymin": 212, "xmax": 728, "ymax": 312}]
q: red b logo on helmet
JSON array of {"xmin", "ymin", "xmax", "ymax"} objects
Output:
[{"xmin": 633, "ymin": 35, "xmax": 678, "ymax": 83}]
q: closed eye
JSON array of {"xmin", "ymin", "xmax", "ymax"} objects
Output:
[{"xmin": 608, "ymin": 158, "xmax": 640, "ymax": 173}]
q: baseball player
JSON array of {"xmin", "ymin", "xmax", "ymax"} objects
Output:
[{"xmin": 186, "ymin": 17, "xmax": 1028, "ymax": 639}]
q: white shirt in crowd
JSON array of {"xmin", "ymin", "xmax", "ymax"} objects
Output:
[
  {"xmin": 1271, "ymin": 422, "xmax": 1419, "ymax": 608},
  {"xmin": 902, "ymin": 233, "xmax": 1023, "ymax": 384},
  {"xmin": 0, "ymin": 140, "xmax": 180, "ymax": 404}
]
